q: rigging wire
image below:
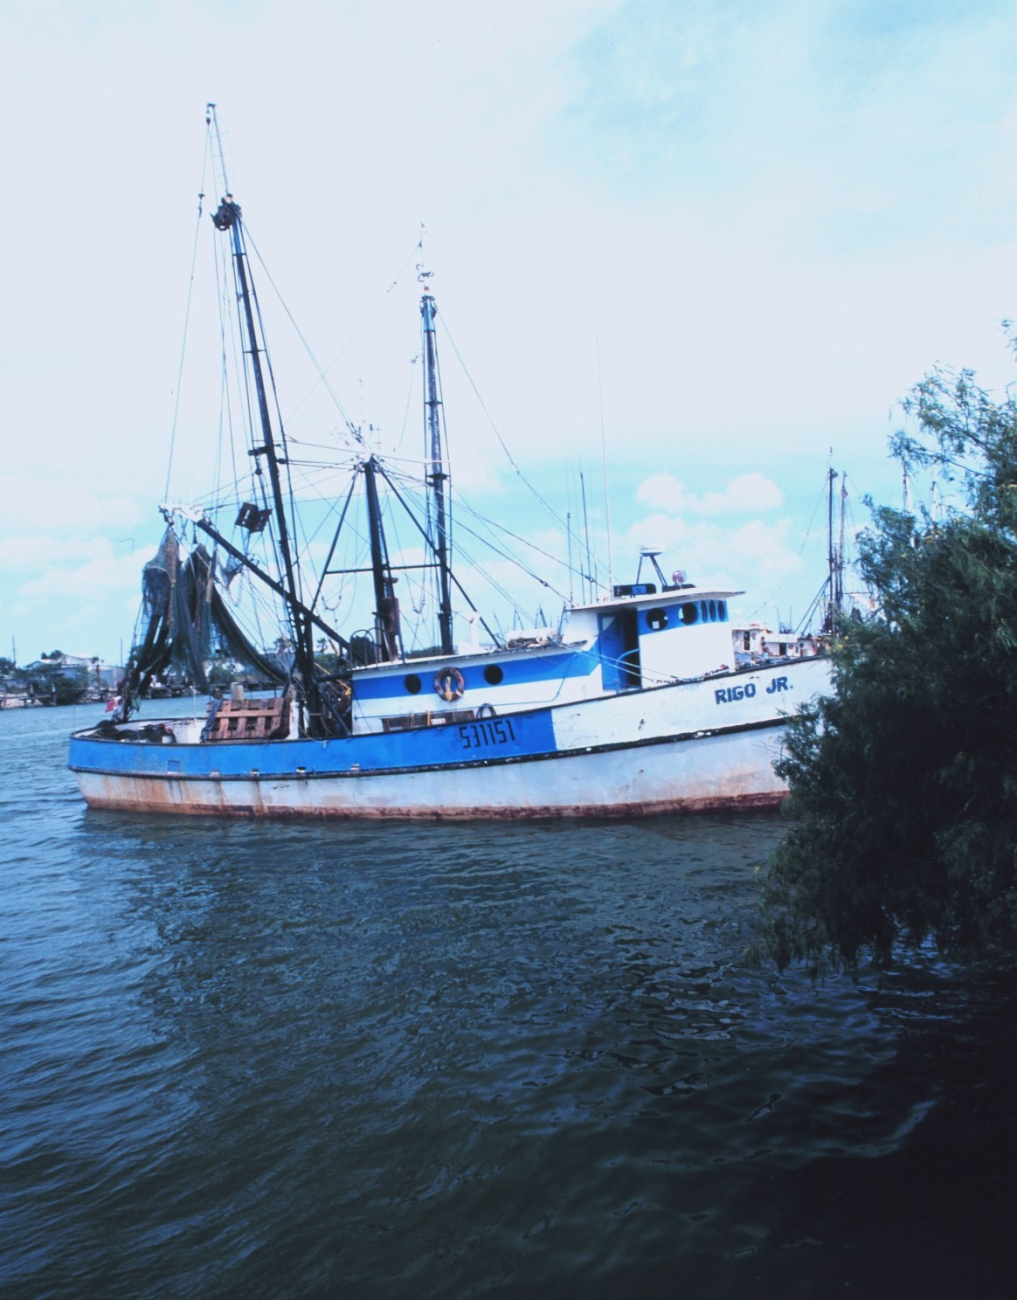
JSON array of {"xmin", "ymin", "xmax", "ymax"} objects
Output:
[
  {"xmin": 242, "ymin": 225, "xmax": 356, "ymax": 442},
  {"xmin": 447, "ymin": 493, "xmax": 572, "ymax": 582},
  {"xmin": 745, "ymin": 474, "xmax": 829, "ymax": 624},
  {"xmin": 243, "ymin": 224, "xmax": 425, "ymax": 440},
  {"xmin": 212, "ymin": 219, "xmax": 244, "ymax": 509},
  {"xmin": 172, "ymin": 142, "xmax": 587, "ymax": 657},
  {"xmin": 396, "ymin": 354, "xmax": 420, "ymax": 453},
  {"xmin": 245, "ymin": 251, "xmax": 308, "ymax": 606},
  {"xmin": 163, "ymin": 134, "xmax": 212, "ymax": 502},
  {"xmin": 283, "ymin": 231, "xmax": 428, "ymax": 426},
  {"xmin": 437, "ymin": 313, "xmax": 572, "ymax": 536},
  {"xmin": 378, "ymin": 475, "xmax": 563, "ymax": 620},
  {"xmin": 380, "ymin": 460, "xmax": 571, "ymax": 606},
  {"xmin": 221, "ymin": 224, "xmax": 287, "ymax": 607},
  {"xmin": 425, "ymin": 314, "xmax": 613, "ymax": 606}
]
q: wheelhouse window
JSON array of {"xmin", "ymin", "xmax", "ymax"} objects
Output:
[{"xmin": 645, "ymin": 608, "xmax": 668, "ymax": 631}]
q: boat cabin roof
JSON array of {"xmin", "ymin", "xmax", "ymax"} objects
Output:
[
  {"xmin": 347, "ymin": 584, "xmax": 744, "ymax": 678},
  {"xmin": 568, "ymin": 585, "xmax": 744, "ymax": 615}
]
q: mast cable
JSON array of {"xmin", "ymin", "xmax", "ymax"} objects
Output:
[
  {"xmin": 597, "ymin": 338, "xmax": 614, "ymax": 592},
  {"xmin": 438, "ymin": 315, "xmax": 572, "ymax": 535},
  {"xmin": 164, "ymin": 133, "xmax": 212, "ymax": 502},
  {"xmin": 243, "ymin": 227, "xmax": 359, "ymax": 437}
]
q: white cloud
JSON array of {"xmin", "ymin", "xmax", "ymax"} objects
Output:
[
  {"xmin": 2, "ymin": 0, "xmax": 1015, "ymax": 658},
  {"xmin": 0, "ymin": 478, "xmax": 145, "ymax": 534},
  {"xmin": 636, "ymin": 471, "xmax": 783, "ymax": 515},
  {"xmin": 623, "ymin": 509, "xmax": 817, "ymax": 627},
  {"xmin": 14, "ymin": 538, "xmax": 154, "ymax": 601}
]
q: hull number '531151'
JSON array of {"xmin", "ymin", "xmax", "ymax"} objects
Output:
[
  {"xmin": 459, "ymin": 718, "xmax": 517, "ymax": 749},
  {"xmin": 715, "ymin": 676, "xmax": 790, "ymax": 705}
]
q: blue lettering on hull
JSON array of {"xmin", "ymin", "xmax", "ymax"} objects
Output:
[
  {"xmin": 715, "ymin": 675, "xmax": 792, "ymax": 705},
  {"xmin": 714, "ymin": 682, "xmax": 757, "ymax": 704},
  {"xmin": 69, "ymin": 708, "xmax": 556, "ymax": 780}
]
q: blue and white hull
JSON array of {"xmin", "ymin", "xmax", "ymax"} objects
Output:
[{"xmin": 69, "ymin": 657, "xmax": 829, "ymax": 818}]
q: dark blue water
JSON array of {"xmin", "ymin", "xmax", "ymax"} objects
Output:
[{"xmin": 2, "ymin": 702, "xmax": 1015, "ymax": 1298}]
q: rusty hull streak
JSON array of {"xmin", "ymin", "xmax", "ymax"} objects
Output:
[
  {"xmin": 80, "ymin": 777, "xmax": 785, "ymax": 820},
  {"xmin": 74, "ymin": 705, "xmax": 794, "ymax": 820}
]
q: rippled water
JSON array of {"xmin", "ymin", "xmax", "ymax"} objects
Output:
[{"xmin": 2, "ymin": 703, "xmax": 1015, "ymax": 1298}]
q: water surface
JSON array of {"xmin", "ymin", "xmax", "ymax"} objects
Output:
[{"xmin": 1, "ymin": 703, "xmax": 1014, "ymax": 1297}]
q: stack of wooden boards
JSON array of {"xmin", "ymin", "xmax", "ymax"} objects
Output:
[{"xmin": 205, "ymin": 696, "xmax": 290, "ymax": 741}]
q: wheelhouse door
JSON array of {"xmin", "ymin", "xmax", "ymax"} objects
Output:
[{"xmin": 598, "ymin": 610, "xmax": 641, "ymax": 691}]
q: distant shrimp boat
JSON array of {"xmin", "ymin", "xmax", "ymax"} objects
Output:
[{"xmin": 69, "ymin": 110, "xmax": 830, "ymax": 818}]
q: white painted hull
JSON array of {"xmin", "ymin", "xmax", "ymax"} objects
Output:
[
  {"xmin": 70, "ymin": 658, "xmax": 829, "ymax": 819},
  {"xmin": 73, "ymin": 723, "xmax": 788, "ymax": 818}
]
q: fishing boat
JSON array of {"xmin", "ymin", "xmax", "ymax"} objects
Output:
[{"xmin": 68, "ymin": 113, "xmax": 830, "ymax": 818}]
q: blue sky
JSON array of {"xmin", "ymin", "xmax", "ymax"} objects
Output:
[{"xmin": 2, "ymin": 0, "xmax": 1017, "ymax": 663}]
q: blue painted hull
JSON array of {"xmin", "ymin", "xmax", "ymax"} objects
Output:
[{"xmin": 69, "ymin": 658, "xmax": 831, "ymax": 818}]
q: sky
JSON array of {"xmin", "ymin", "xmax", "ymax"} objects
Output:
[{"xmin": 3, "ymin": 0, "xmax": 1017, "ymax": 665}]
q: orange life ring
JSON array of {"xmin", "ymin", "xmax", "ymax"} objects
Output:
[{"xmin": 434, "ymin": 666, "xmax": 466, "ymax": 702}]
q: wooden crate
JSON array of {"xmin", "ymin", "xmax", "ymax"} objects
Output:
[{"xmin": 206, "ymin": 696, "xmax": 290, "ymax": 741}]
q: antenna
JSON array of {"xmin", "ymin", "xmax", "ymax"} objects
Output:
[
  {"xmin": 597, "ymin": 338, "xmax": 614, "ymax": 592},
  {"xmin": 825, "ymin": 452, "xmax": 836, "ymax": 633},
  {"xmin": 580, "ymin": 464, "xmax": 592, "ymax": 603},
  {"xmin": 566, "ymin": 509, "xmax": 574, "ymax": 607},
  {"xmin": 837, "ymin": 473, "xmax": 846, "ymax": 617}
]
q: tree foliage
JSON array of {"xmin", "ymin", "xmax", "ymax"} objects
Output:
[{"xmin": 763, "ymin": 360, "xmax": 1017, "ymax": 970}]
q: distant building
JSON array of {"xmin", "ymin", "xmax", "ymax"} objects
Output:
[
  {"xmin": 732, "ymin": 623, "xmax": 824, "ymax": 666},
  {"xmin": 25, "ymin": 654, "xmax": 124, "ymax": 692}
]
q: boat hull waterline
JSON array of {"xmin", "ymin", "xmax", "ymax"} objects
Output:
[{"xmin": 70, "ymin": 658, "xmax": 828, "ymax": 819}]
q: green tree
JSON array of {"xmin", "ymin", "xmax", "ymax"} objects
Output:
[
  {"xmin": 763, "ymin": 361, "xmax": 1017, "ymax": 970},
  {"xmin": 314, "ymin": 650, "xmax": 344, "ymax": 676}
]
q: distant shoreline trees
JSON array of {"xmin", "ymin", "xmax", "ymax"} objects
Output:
[{"xmin": 763, "ymin": 354, "xmax": 1017, "ymax": 971}]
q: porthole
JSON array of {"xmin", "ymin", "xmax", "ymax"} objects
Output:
[
  {"xmin": 483, "ymin": 664, "xmax": 504, "ymax": 685},
  {"xmin": 718, "ymin": 600, "xmax": 727, "ymax": 621},
  {"xmin": 405, "ymin": 673, "xmax": 422, "ymax": 695},
  {"xmin": 646, "ymin": 607, "xmax": 668, "ymax": 631},
  {"xmin": 681, "ymin": 604, "xmax": 698, "ymax": 625},
  {"xmin": 709, "ymin": 599, "xmax": 717, "ymax": 621}
]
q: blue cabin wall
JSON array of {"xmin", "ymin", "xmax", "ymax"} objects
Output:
[
  {"xmin": 347, "ymin": 592, "xmax": 736, "ymax": 731},
  {"xmin": 598, "ymin": 611, "xmax": 640, "ymax": 691}
]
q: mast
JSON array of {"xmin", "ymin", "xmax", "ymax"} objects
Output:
[
  {"xmin": 597, "ymin": 338, "xmax": 614, "ymax": 593},
  {"xmin": 363, "ymin": 456, "xmax": 401, "ymax": 661},
  {"xmin": 825, "ymin": 460, "xmax": 836, "ymax": 633},
  {"xmin": 580, "ymin": 466, "xmax": 592, "ymax": 603},
  {"xmin": 824, "ymin": 460, "xmax": 845, "ymax": 634},
  {"xmin": 836, "ymin": 474, "xmax": 846, "ymax": 617},
  {"xmin": 207, "ymin": 109, "xmax": 321, "ymax": 729},
  {"xmin": 419, "ymin": 273, "xmax": 454, "ymax": 655}
]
